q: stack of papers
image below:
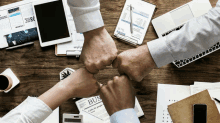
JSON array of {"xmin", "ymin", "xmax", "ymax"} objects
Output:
[
  {"xmin": 76, "ymin": 96, "xmax": 144, "ymax": 123},
  {"xmin": 155, "ymin": 82, "xmax": 220, "ymax": 123}
]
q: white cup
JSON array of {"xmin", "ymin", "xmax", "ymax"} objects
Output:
[{"xmin": 0, "ymin": 74, "xmax": 13, "ymax": 92}]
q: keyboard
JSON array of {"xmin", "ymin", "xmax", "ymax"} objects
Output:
[{"xmin": 162, "ymin": 25, "xmax": 220, "ymax": 68}]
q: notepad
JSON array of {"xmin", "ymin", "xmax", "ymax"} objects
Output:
[{"xmin": 114, "ymin": 0, "xmax": 156, "ymax": 46}]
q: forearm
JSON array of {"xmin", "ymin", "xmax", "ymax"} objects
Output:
[
  {"xmin": 148, "ymin": 1, "xmax": 220, "ymax": 67},
  {"xmin": 38, "ymin": 80, "xmax": 72, "ymax": 110}
]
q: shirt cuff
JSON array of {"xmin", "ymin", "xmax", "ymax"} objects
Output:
[
  {"xmin": 110, "ymin": 108, "xmax": 140, "ymax": 123},
  {"xmin": 147, "ymin": 37, "xmax": 174, "ymax": 68},
  {"xmin": 19, "ymin": 97, "xmax": 53, "ymax": 123},
  {"xmin": 73, "ymin": 10, "xmax": 104, "ymax": 33}
]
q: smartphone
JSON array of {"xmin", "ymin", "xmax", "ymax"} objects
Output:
[{"xmin": 193, "ymin": 104, "xmax": 207, "ymax": 123}]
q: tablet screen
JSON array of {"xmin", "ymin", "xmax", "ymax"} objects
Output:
[{"xmin": 34, "ymin": 0, "xmax": 70, "ymax": 43}]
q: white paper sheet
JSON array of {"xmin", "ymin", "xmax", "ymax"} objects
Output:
[
  {"xmin": 155, "ymin": 84, "xmax": 191, "ymax": 123},
  {"xmin": 190, "ymin": 83, "xmax": 220, "ymax": 95},
  {"xmin": 80, "ymin": 111, "xmax": 103, "ymax": 123}
]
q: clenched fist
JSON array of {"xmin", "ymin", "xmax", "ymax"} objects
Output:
[
  {"xmin": 63, "ymin": 68, "xmax": 100, "ymax": 98},
  {"xmin": 81, "ymin": 27, "xmax": 118, "ymax": 74},
  {"xmin": 100, "ymin": 76, "xmax": 135, "ymax": 116},
  {"xmin": 113, "ymin": 44, "xmax": 156, "ymax": 82}
]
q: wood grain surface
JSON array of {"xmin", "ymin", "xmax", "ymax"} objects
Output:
[{"xmin": 0, "ymin": 0, "xmax": 219, "ymax": 123}]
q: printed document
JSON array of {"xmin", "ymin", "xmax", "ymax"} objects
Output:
[
  {"xmin": 76, "ymin": 96, "xmax": 144, "ymax": 123},
  {"xmin": 0, "ymin": 0, "xmax": 37, "ymax": 48},
  {"xmin": 114, "ymin": 0, "xmax": 156, "ymax": 45}
]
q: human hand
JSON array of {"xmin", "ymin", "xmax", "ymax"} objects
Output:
[
  {"xmin": 62, "ymin": 68, "xmax": 100, "ymax": 98},
  {"xmin": 81, "ymin": 27, "xmax": 118, "ymax": 74},
  {"xmin": 100, "ymin": 75, "xmax": 135, "ymax": 116},
  {"xmin": 112, "ymin": 44, "xmax": 156, "ymax": 82}
]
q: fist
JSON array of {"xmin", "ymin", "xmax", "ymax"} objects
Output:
[
  {"xmin": 100, "ymin": 76, "xmax": 135, "ymax": 116},
  {"xmin": 81, "ymin": 27, "xmax": 118, "ymax": 74},
  {"xmin": 113, "ymin": 45, "xmax": 156, "ymax": 82},
  {"xmin": 63, "ymin": 68, "xmax": 100, "ymax": 98}
]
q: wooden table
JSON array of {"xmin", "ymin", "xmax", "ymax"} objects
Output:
[{"xmin": 0, "ymin": 0, "xmax": 219, "ymax": 123}]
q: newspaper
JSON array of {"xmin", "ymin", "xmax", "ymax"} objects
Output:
[
  {"xmin": 76, "ymin": 96, "xmax": 144, "ymax": 123},
  {"xmin": 0, "ymin": 0, "xmax": 37, "ymax": 48}
]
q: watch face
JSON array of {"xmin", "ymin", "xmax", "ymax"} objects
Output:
[{"xmin": 60, "ymin": 68, "xmax": 75, "ymax": 80}]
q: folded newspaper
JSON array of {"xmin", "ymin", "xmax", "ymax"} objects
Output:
[{"xmin": 76, "ymin": 96, "xmax": 144, "ymax": 123}]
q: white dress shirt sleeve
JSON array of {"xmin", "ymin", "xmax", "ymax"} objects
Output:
[
  {"xmin": 147, "ymin": 1, "xmax": 220, "ymax": 68},
  {"xmin": 67, "ymin": 0, "xmax": 104, "ymax": 33},
  {"xmin": 0, "ymin": 97, "xmax": 52, "ymax": 123},
  {"xmin": 110, "ymin": 108, "xmax": 140, "ymax": 123}
]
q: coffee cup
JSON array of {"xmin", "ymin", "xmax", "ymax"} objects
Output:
[{"xmin": 0, "ymin": 74, "xmax": 13, "ymax": 92}]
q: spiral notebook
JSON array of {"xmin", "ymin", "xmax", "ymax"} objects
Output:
[{"xmin": 114, "ymin": 0, "xmax": 156, "ymax": 46}]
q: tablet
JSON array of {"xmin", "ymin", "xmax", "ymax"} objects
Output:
[{"xmin": 33, "ymin": 0, "xmax": 72, "ymax": 47}]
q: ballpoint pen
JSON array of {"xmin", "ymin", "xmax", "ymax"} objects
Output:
[{"xmin": 130, "ymin": 4, "xmax": 133, "ymax": 34}]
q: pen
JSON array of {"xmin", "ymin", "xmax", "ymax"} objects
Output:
[
  {"xmin": 130, "ymin": 4, "xmax": 133, "ymax": 34},
  {"xmin": 214, "ymin": 98, "xmax": 220, "ymax": 104}
]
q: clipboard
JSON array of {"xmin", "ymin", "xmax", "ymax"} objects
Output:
[{"xmin": 168, "ymin": 90, "xmax": 220, "ymax": 123}]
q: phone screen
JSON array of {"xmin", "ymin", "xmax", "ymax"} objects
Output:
[
  {"xmin": 34, "ymin": 0, "xmax": 70, "ymax": 42},
  {"xmin": 194, "ymin": 104, "xmax": 207, "ymax": 123}
]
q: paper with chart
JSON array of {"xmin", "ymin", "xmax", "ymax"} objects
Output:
[
  {"xmin": 0, "ymin": 0, "xmax": 37, "ymax": 48},
  {"xmin": 76, "ymin": 96, "xmax": 144, "ymax": 123},
  {"xmin": 114, "ymin": 0, "xmax": 156, "ymax": 45},
  {"xmin": 155, "ymin": 84, "xmax": 191, "ymax": 123}
]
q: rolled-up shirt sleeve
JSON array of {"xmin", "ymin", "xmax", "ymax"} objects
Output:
[
  {"xmin": 110, "ymin": 108, "xmax": 140, "ymax": 123},
  {"xmin": 0, "ymin": 97, "xmax": 52, "ymax": 123},
  {"xmin": 67, "ymin": 0, "xmax": 104, "ymax": 33},
  {"xmin": 148, "ymin": 0, "xmax": 220, "ymax": 68}
]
